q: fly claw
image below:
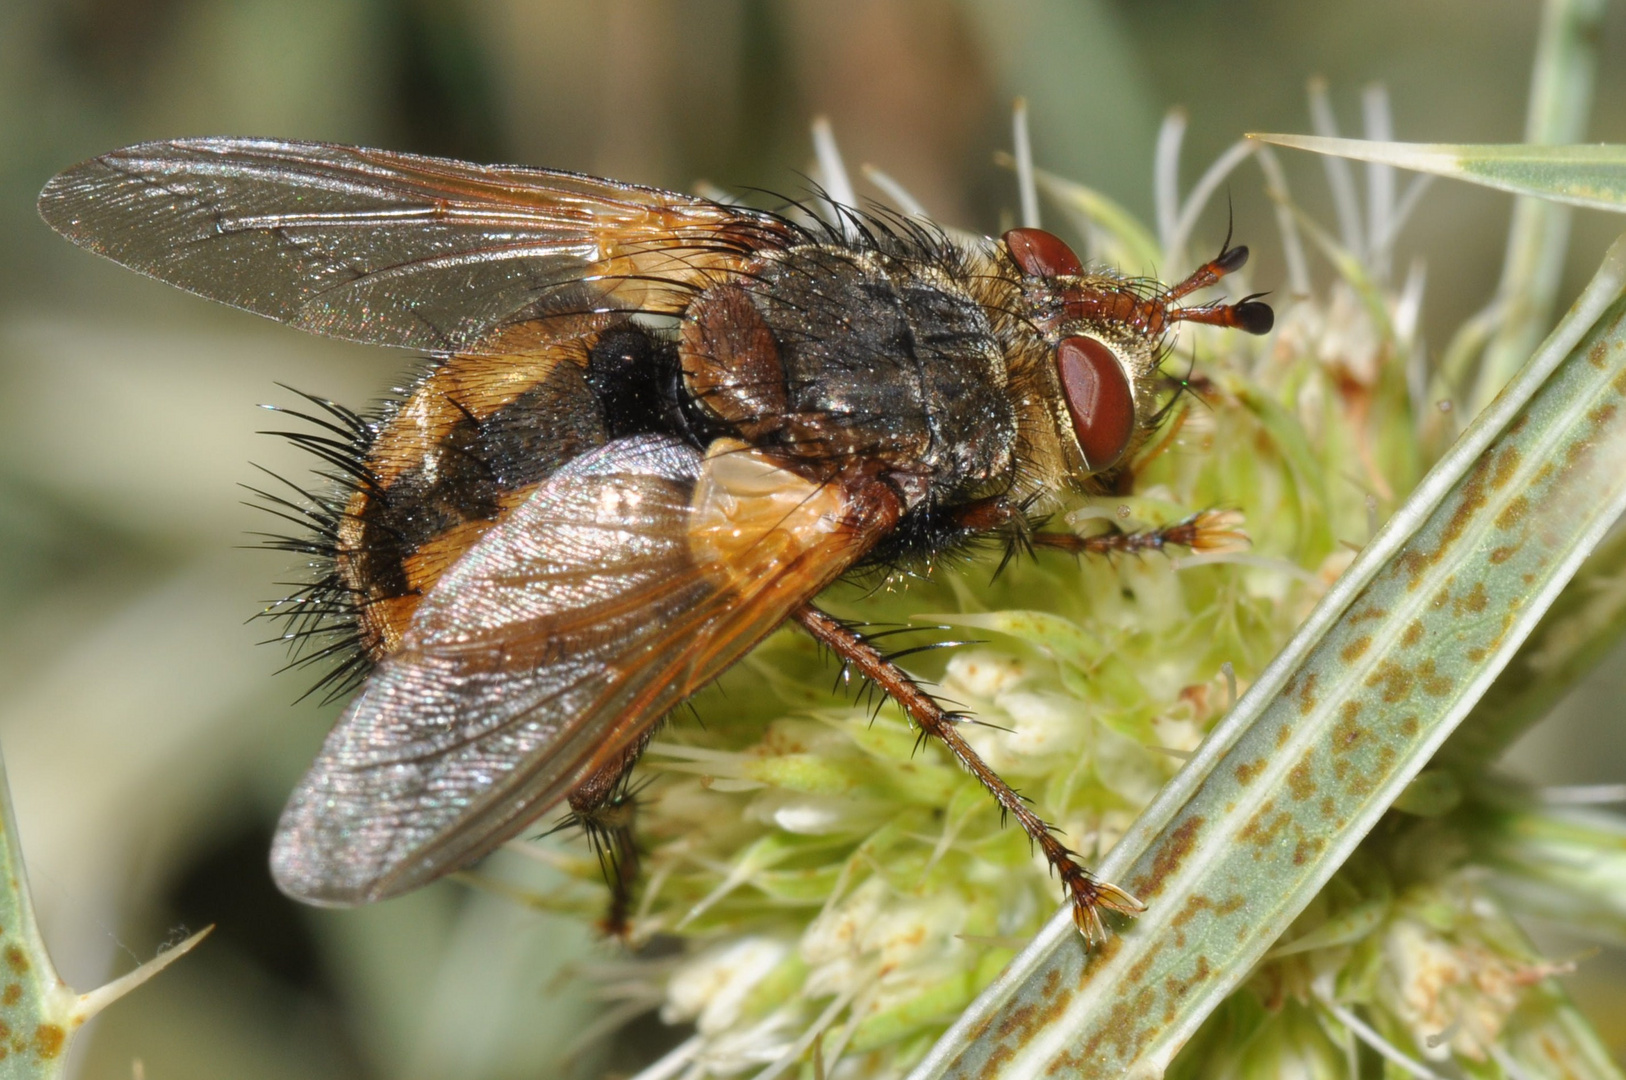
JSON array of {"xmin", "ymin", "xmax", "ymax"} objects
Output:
[{"xmin": 1064, "ymin": 868, "xmax": 1147, "ymax": 948}]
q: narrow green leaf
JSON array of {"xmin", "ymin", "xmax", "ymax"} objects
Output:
[
  {"xmin": 0, "ymin": 744, "xmax": 207, "ymax": 1078},
  {"xmin": 0, "ymin": 749, "xmax": 76, "ymax": 1078},
  {"xmin": 1441, "ymin": 524, "xmax": 1626, "ymax": 771},
  {"xmin": 1250, "ymin": 134, "xmax": 1626, "ymax": 213},
  {"xmin": 907, "ymin": 236, "xmax": 1626, "ymax": 1079}
]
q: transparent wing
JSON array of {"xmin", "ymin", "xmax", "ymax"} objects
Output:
[
  {"xmin": 270, "ymin": 434, "xmax": 897, "ymax": 905},
  {"xmin": 38, "ymin": 138, "xmax": 792, "ymax": 353}
]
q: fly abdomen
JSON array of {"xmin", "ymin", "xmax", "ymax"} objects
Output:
[
  {"xmin": 587, "ymin": 321, "xmax": 724, "ymax": 447},
  {"xmin": 586, "ymin": 324, "xmax": 677, "ymax": 439}
]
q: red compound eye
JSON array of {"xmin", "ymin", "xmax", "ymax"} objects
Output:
[
  {"xmin": 1003, "ymin": 227, "xmax": 1083, "ymax": 278},
  {"xmin": 1055, "ymin": 335, "xmax": 1135, "ymax": 472}
]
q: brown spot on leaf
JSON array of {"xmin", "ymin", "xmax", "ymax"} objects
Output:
[
  {"xmin": 1288, "ymin": 758, "xmax": 1316, "ymax": 801},
  {"xmin": 1292, "ymin": 834, "xmax": 1327, "ymax": 865},
  {"xmin": 1399, "ymin": 715, "xmax": 1419, "ymax": 737},
  {"xmin": 1417, "ymin": 658, "xmax": 1454, "ymax": 696},
  {"xmin": 1035, "ymin": 969, "xmax": 1073, "ymax": 1029},
  {"xmin": 1162, "ymin": 955, "xmax": 1213, "ymax": 1005},
  {"xmin": 997, "ymin": 1002, "xmax": 1038, "ymax": 1041},
  {"xmin": 4, "ymin": 948, "xmax": 26, "ymax": 975},
  {"xmin": 1340, "ymin": 635, "xmax": 1372, "ymax": 663},
  {"xmin": 1366, "ymin": 660, "xmax": 1414, "ymax": 703},
  {"xmin": 1122, "ymin": 937, "xmax": 1164, "ymax": 986},
  {"xmin": 1397, "ymin": 550, "xmax": 1429, "ymax": 588},
  {"xmin": 1495, "ymin": 495, "xmax": 1528, "ymax": 531},
  {"xmin": 1489, "ymin": 545, "xmax": 1516, "ymax": 564},
  {"xmin": 1347, "ymin": 604, "xmax": 1387, "ymax": 624},
  {"xmin": 32, "ymin": 1025, "xmax": 62, "ymax": 1060},
  {"xmin": 1235, "ymin": 759, "xmax": 1264, "ymax": 785},
  {"xmin": 1333, "ymin": 700, "xmax": 1363, "ymax": 751},
  {"xmin": 1135, "ymin": 816, "xmax": 1206, "ymax": 898},
  {"xmin": 1, "ymin": 985, "xmax": 18, "ymax": 1006},
  {"xmin": 1490, "ymin": 444, "xmax": 1521, "ymax": 489},
  {"xmin": 1169, "ymin": 895, "xmax": 1214, "ymax": 948},
  {"xmin": 1078, "ymin": 984, "xmax": 1158, "ymax": 1065},
  {"xmin": 1401, "ymin": 621, "xmax": 1424, "ymax": 647},
  {"xmin": 1410, "ymin": 454, "xmax": 1496, "ymax": 586},
  {"xmin": 1296, "ymin": 672, "xmax": 1319, "ymax": 716},
  {"xmin": 1239, "ymin": 800, "xmax": 1292, "ymax": 852},
  {"xmin": 983, "ymin": 1043, "xmax": 1016, "ymax": 1074}
]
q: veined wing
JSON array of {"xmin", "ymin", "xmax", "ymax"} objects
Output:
[
  {"xmin": 38, "ymin": 138, "xmax": 793, "ymax": 354},
  {"xmin": 270, "ymin": 434, "xmax": 900, "ymax": 905}
]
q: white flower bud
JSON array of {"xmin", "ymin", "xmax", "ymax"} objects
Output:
[{"xmin": 663, "ymin": 937, "xmax": 793, "ymax": 1035}]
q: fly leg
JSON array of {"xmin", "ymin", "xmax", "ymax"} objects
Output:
[
  {"xmin": 935, "ymin": 497, "xmax": 1244, "ymax": 571},
  {"xmin": 1029, "ymin": 508, "xmax": 1246, "ymax": 557},
  {"xmin": 793, "ymin": 604, "xmax": 1142, "ymax": 944},
  {"xmin": 564, "ymin": 733, "xmax": 652, "ymax": 938}
]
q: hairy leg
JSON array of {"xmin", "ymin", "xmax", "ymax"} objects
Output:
[
  {"xmin": 793, "ymin": 604, "xmax": 1142, "ymax": 944},
  {"xmin": 564, "ymin": 734, "xmax": 651, "ymax": 938},
  {"xmin": 1028, "ymin": 508, "xmax": 1246, "ymax": 557},
  {"xmin": 948, "ymin": 496, "xmax": 1244, "ymax": 568}
]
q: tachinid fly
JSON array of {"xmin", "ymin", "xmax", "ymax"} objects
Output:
[{"xmin": 37, "ymin": 139, "xmax": 1272, "ymax": 942}]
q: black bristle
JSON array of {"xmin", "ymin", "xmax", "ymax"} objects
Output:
[{"xmin": 248, "ymin": 385, "xmax": 388, "ymax": 703}]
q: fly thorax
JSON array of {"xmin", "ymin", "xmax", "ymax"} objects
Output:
[{"xmin": 693, "ymin": 245, "xmax": 1015, "ymax": 504}]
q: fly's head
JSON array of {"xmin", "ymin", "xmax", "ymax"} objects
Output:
[{"xmin": 999, "ymin": 226, "xmax": 1274, "ymax": 484}]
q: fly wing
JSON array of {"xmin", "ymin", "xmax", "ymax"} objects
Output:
[
  {"xmin": 37, "ymin": 138, "xmax": 793, "ymax": 354},
  {"xmin": 270, "ymin": 434, "xmax": 899, "ymax": 905}
]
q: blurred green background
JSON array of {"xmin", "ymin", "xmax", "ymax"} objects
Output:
[{"xmin": 2, "ymin": 1, "xmax": 1625, "ymax": 1076}]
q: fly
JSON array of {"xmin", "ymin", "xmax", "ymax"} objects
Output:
[{"xmin": 37, "ymin": 138, "xmax": 1271, "ymax": 942}]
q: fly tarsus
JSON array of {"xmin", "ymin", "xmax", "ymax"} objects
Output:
[
  {"xmin": 793, "ymin": 603, "xmax": 1143, "ymax": 945},
  {"xmin": 1033, "ymin": 507, "xmax": 1247, "ymax": 558}
]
